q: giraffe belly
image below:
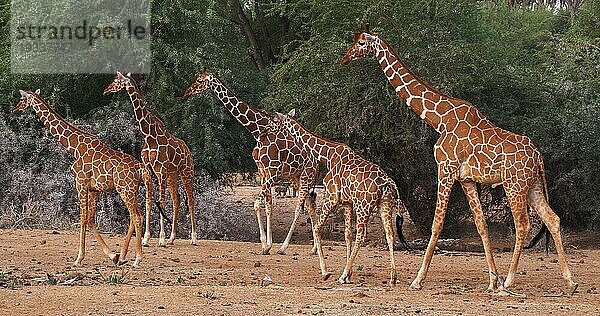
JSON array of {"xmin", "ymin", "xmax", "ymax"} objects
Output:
[{"xmin": 458, "ymin": 162, "xmax": 502, "ymax": 186}]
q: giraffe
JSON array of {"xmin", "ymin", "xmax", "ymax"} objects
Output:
[
  {"xmin": 103, "ymin": 72, "xmax": 198, "ymax": 247},
  {"xmin": 12, "ymin": 89, "xmax": 147, "ymax": 267},
  {"xmin": 183, "ymin": 68, "xmax": 319, "ymax": 255},
  {"xmin": 341, "ymin": 25, "xmax": 578, "ymax": 295},
  {"xmin": 273, "ymin": 109, "xmax": 411, "ymax": 285}
]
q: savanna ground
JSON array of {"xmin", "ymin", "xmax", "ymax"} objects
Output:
[{"xmin": 1, "ymin": 186, "xmax": 599, "ymax": 315}]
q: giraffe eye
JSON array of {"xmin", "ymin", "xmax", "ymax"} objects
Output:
[{"xmin": 358, "ymin": 40, "xmax": 366, "ymax": 46}]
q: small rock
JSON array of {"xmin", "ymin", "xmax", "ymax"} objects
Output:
[{"xmin": 254, "ymin": 261, "xmax": 261, "ymax": 267}]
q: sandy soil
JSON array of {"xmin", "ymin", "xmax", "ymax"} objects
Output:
[{"xmin": 1, "ymin": 186, "xmax": 599, "ymax": 315}]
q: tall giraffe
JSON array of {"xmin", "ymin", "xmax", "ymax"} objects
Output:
[
  {"xmin": 341, "ymin": 25, "xmax": 578, "ymax": 295},
  {"xmin": 183, "ymin": 68, "xmax": 319, "ymax": 255},
  {"xmin": 12, "ymin": 89, "xmax": 146, "ymax": 267},
  {"xmin": 273, "ymin": 110, "xmax": 411, "ymax": 285},
  {"xmin": 104, "ymin": 72, "xmax": 198, "ymax": 247}
]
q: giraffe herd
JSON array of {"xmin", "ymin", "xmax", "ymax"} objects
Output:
[{"xmin": 11, "ymin": 25, "xmax": 577, "ymax": 296}]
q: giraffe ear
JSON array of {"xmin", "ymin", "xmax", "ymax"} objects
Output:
[
  {"xmin": 126, "ymin": 72, "xmax": 131, "ymax": 77},
  {"xmin": 35, "ymin": 89, "xmax": 40, "ymax": 95},
  {"xmin": 287, "ymin": 109, "xmax": 296, "ymax": 118},
  {"xmin": 117, "ymin": 72, "xmax": 128, "ymax": 80},
  {"xmin": 365, "ymin": 23, "xmax": 370, "ymax": 33}
]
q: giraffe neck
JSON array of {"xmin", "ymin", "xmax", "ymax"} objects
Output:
[
  {"xmin": 285, "ymin": 118, "xmax": 342, "ymax": 167},
  {"xmin": 373, "ymin": 37, "xmax": 445, "ymax": 132},
  {"xmin": 30, "ymin": 97, "xmax": 92, "ymax": 158},
  {"xmin": 124, "ymin": 83, "xmax": 162, "ymax": 138},
  {"xmin": 208, "ymin": 76, "xmax": 271, "ymax": 140}
]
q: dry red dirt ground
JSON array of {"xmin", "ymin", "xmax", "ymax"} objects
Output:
[{"xmin": 1, "ymin": 186, "xmax": 599, "ymax": 315}]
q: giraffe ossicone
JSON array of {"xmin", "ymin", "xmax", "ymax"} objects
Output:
[
  {"xmin": 13, "ymin": 89, "xmax": 146, "ymax": 267},
  {"xmin": 341, "ymin": 25, "xmax": 577, "ymax": 295},
  {"xmin": 184, "ymin": 68, "xmax": 320, "ymax": 255}
]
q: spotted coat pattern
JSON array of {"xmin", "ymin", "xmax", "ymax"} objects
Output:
[
  {"xmin": 104, "ymin": 73, "xmax": 197, "ymax": 247},
  {"xmin": 12, "ymin": 90, "xmax": 146, "ymax": 267},
  {"xmin": 274, "ymin": 111, "xmax": 410, "ymax": 285},
  {"xmin": 341, "ymin": 26, "xmax": 577, "ymax": 294},
  {"xmin": 184, "ymin": 69, "xmax": 319, "ymax": 255}
]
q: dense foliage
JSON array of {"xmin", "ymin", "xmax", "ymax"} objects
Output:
[{"xmin": 1, "ymin": 0, "xmax": 599, "ymax": 237}]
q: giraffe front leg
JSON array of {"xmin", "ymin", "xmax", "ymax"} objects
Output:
[
  {"xmin": 73, "ymin": 186, "xmax": 89, "ymax": 267},
  {"xmin": 313, "ymin": 199, "xmax": 336, "ymax": 281},
  {"xmin": 338, "ymin": 205, "xmax": 357, "ymax": 284},
  {"xmin": 264, "ymin": 191, "xmax": 274, "ymax": 255},
  {"xmin": 86, "ymin": 191, "xmax": 119, "ymax": 265},
  {"xmin": 460, "ymin": 181, "xmax": 500, "ymax": 292},
  {"xmin": 277, "ymin": 179, "xmax": 308, "ymax": 255},
  {"xmin": 142, "ymin": 167, "xmax": 153, "ymax": 247},
  {"xmin": 256, "ymin": 175, "xmax": 275, "ymax": 255},
  {"xmin": 410, "ymin": 175, "xmax": 454, "ymax": 290},
  {"xmin": 338, "ymin": 218, "xmax": 368, "ymax": 285}
]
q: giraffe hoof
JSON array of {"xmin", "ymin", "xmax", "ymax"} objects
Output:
[
  {"xmin": 166, "ymin": 239, "xmax": 175, "ymax": 246},
  {"xmin": 190, "ymin": 239, "xmax": 198, "ymax": 246},
  {"xmin": 409, "ymin": 281, "xmax": 422, "ymax": 291},
  {"xmin": 117, "ymin": 260, "xmax": 129, "ymax": 267},
  {"xmin": 494, "ymin": 289, "xmax": 526, "ymax": 297},
  {"xmin": 111, "ymin": 253, "xmax": 120, "ymax": 265},
  {"xmin": 261, "ymin": 248, "xmax": 271, "ymax": 255},
  {"xmin": 568, "ymin": 283, "xmax": 579, "ymax": 296},
  {"xmin": 337, "ymin": 277, "xmax": 352, "ymax": 284},
  {"xmin": 322, "ymin": 272, "xmax": 333, "ymax": 281},
  {"xmin": 276, "ymin": 249, "xmax": 286, "ymax": 255}
]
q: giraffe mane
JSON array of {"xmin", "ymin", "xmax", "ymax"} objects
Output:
[
  {"xmin": 209, "ymin": 70, "xmax": 273, "ymax": 121},
  {"xmin": 289, "ymin": 115, "xmax": 347, "ymax": 148},
  {"xmin": 31, "ymin": 93, "xmax": 97, "ymax": 138},
  {"xmin": 376, "ymin": 34, "xmax": 465, "ymax": 104}
]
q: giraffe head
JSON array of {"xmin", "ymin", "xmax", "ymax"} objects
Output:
[
  {"xmin": 12, "ymin": 89, "xmax": 41, "ymax": 115},
  {"xmin": 272, "ymin": 109, "xmax": 296, "ymax": 132},
  {"xmin": 341, "ymin": 24, "xmax": 379, "ymax": 65},
  {"xmin": 103, "ymin": 71, "xmax": 132, "ymax": 96},
  {"xmin": 183, "ymin": 68, "xmax": 212, "ymax": 99}
]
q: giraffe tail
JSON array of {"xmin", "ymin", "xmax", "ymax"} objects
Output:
[
  {"xmin": 525, "ymin": 156, "xmax": 550, "ymax": 253},
  {"xmin": 141, "ymin": 164, "xmax": 172, "ymax": 223},
  {"xmin": 385, "ymin": 178, "xmax": 412, "ymax": 250}
]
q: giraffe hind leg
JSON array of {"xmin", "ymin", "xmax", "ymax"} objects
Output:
[
  {"xmin": 142, "ymin": 167, "xmax": 153, "ymax": 247},
  {"xmin": 380, "ymin": 200, "xmax": 397, "ymax": 286},
  {"xmin": 166, "ymin": 173, "xmax": 181, "ymax": 245},
  {"xmin": 182, "ymin": 174, "xmax": 198, "ymax": 245},
  {"xmin": 527, "ymin": 181, "xmax": 578, "ymax": 295}
]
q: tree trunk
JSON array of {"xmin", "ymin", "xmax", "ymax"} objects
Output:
[{"xmin": 232, "ymin": 0, "xmax": 266, "ymax": 72}]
